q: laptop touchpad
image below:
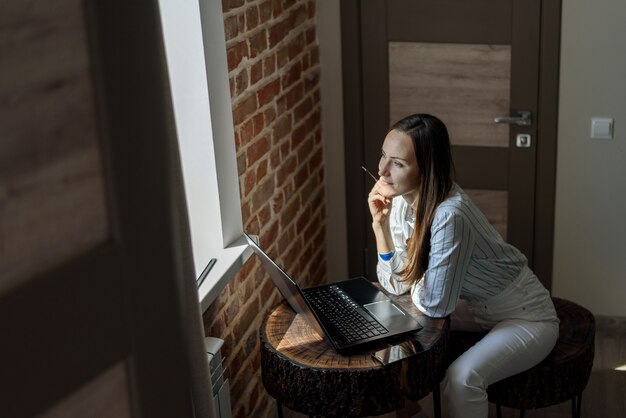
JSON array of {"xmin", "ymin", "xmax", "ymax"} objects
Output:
[{"xmin": 364, "ymin": 301, "xmax": 406, "ymax": 322}]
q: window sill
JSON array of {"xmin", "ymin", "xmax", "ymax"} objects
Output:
[{"xmin": 198, "ymin": 235, "xmax": 253, "ymax": 312}]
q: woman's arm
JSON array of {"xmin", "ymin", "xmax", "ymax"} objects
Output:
[
  {"xmin": 367, "ymin": 180, "xmax": 394, "ymax": 254},
  {"xmin": 411, "ymin": 210, "xmax": 475, "ymax": 317},
  {"xmin": 368, "ymin": 183, "xmax": 412, "ymax": 295}
]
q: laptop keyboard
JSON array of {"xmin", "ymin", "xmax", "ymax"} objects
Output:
[{"xmin": 304, "ymin": 285, "xmax": 388, "ymax": 344}]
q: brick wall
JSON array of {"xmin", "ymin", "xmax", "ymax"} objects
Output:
[{"xmin": 202, "ymin": 1, "xmax": 326, "ymax": 417}]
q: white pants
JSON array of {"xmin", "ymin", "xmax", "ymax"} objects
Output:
[{"xmin": 443, "ymin": 267, "xmax": 559, "ymax": 418}]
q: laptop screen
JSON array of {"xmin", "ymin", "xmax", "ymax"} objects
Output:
[{"xmin": 244, "ymin": 234, "xmax": 326, "ymax": 339}]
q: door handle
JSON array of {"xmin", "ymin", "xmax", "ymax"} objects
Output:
[{"xmin": 494, "ymin": 110, "xmax": 532, "ymax": 126}]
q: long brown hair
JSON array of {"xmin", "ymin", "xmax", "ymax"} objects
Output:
[{"xmin": 394, "ymin": 114, "xmax": 454, "ymax": 286}]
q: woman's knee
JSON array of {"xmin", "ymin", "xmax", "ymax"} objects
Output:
[{"xmin": 443, "ymin": 362, "xmax": 487, "ymax": 397}]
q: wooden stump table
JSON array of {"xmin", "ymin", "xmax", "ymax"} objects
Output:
[{"xmin": 260, "ymin": 289, "xmax": 449, "ymax": 417}]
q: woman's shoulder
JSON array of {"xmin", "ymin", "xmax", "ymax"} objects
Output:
[{"xmin": 436, "ymin": 184, "xmax": 467, "ymax": 212}]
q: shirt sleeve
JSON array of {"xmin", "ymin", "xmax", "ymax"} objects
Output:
[
  {"xmin": 411, "ymin": 210, "xmax": 475, "ymax": 317},
  {"xmin": 376, "ymin": 199, "xmax": 412, "ymax": 295}
]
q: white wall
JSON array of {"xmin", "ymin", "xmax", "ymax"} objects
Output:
[{"xmin": 552, "ymin": 0, "xmax": 626, "ymax": 316}]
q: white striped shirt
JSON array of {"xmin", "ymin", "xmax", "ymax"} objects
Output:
[{"xmin": 376, "ymin": 184, "xmax": 528, "ymax": 318}]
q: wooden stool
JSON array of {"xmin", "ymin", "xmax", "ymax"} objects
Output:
[
  {"xmin": 449, "ymin": 297, "xmax": 595, "ymax": 418},
  {"xmin": 260, "ymin": 292, "xmax": 449, "ymax": 418}
]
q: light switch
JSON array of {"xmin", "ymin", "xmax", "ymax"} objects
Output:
[{"xmin": 591, "ymin": 117, "xmax": 613, "ymax": 139}]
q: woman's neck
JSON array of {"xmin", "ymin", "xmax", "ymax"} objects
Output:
[{"xmin": 402, "ymin": 189, "xmax": 420, "ymax": 208}]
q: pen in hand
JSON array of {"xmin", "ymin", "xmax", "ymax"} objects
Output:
[{"xmin": 361, "ymin": 166, "xmax": 378, "ymax": 182}]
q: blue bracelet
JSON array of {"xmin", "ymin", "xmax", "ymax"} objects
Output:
[{"xmin": 378, "ymin": 251, "xmax": 395, "ymax": 261}]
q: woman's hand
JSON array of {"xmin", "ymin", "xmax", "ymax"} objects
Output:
[{"xmin": 368, "ymin": 181, "xmax": 393, "ymax": 226}]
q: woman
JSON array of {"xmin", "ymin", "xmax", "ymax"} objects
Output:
[{"xmin": 367, "ymin": 114, "xmax": 559, "ymax": 418}]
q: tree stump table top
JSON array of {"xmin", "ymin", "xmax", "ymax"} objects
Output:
[{"xmin": 260, "ymin": 286, "xmax": 449, "ymax": 417}]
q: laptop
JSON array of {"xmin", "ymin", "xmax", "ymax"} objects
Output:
[{"xmin": 245, "ymin": 234, "xmax": 423, "ymax": 353}]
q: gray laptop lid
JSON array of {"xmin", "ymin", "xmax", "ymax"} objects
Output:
[{"xmin": 244, "ymin": 234, "xmax": 326, "ymax": 338}]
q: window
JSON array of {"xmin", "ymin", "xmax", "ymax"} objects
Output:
[{"xmin": 159, "ymin": 0, "xmax": 250, "ymax": 310}]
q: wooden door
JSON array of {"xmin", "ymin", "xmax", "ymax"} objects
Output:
[
  {"xmin": 342, "ymin": 0, "xmax": 561, "ymax": 287},
  {"xmin": 1, "ymin": 2, "xmax": 200, "ymax": 417}
]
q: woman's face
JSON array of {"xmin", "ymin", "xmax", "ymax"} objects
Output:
[{"xmin": 377, "ymin": 129, "xmax": 421, "ymax": 203}]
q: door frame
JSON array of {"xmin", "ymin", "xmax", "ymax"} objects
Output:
[{"xmin": 340, "ymin": 0, "xmax": 562, "ymax": 289}]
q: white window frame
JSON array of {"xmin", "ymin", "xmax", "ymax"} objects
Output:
[{"xmin": 159, "ymin": 0, "xmax": 251, "ymax": 311}]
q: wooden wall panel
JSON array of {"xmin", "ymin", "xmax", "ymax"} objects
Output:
[
  {"xmin": 0, "ymin": 0, "xmax": 108, "ymax": 294},
  {"xmin": 389, "ymin": 42, "xmax": 511, "ymax": 147}
]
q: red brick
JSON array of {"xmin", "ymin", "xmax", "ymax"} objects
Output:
[
  {"xmin": 259, "ymin": 0, "xmax": 273, "ymax": 23},
  {"xmin": 276, "ymin": 81, "xmax": 303, "ymax": 113},
  {"xmin": 276, "ymin": 154, "xmax": 297, "ymax": 184},
  {"xmin": 240, "ymin": 200, "xmax": 251, "ymax": 224},
  {"xmin": 251, "ymin": 177, "xmax": 275, "ymax": 212},
  {"xmin": 234, "ymin": 68, "xmax": 249, "ymax": 96},
  {"xmin": 304, "ymin": 68, "xmax": 320, "ymax": 92},
  {"xmin": 294, "ymin": 164, "xmax": 309, "ymax": 189},
  {"xmin": 288, "ymin": 4, "xmax": 308, "ymax": 29},
  {"xmin": 222, "ymin": 0, "xmax": 245, "ymax": 12},
  {"xmin": 307, "ymin": 0, "xmax": 316, "ymax": 18},
  {"xmin": 268, "ymin": 20, "xmax": 289, "ymax": 47},
  {"xmin": 257, "ymin": 203, "xmax": 271, "ymax": 227},
  {"xmin": 281, "ymin": 195, "xmax": 300, "ymax": 224},
  {"xmin": 233, "ymin": 298, "xmax": 260, "ymax": 338},
  {"xmin": 284, "ymin": 237, "xmax": 303, "ymax": 267},
  {"xmin": 227, "ymin": 40, "xmax": 249, "ymax": 70},
  {"xmin": 233, "ymin": 94, "xmax": 257, "ymax": 126},
  {"xmin": 291, "ymin": 121, "xmax": 308, "ymax": 149},
  {"xmin": 256, "ymin": 158, "xmax": 268, "ymax": 181},
  {"xmin": 301, "ymin": 51, "xmax": 310, "ymax": 71},
  {"xmin": 310, "ymin": 44, "xmax": 319, "ymax": 65},
  {"xmin": 224, "ymin": 14, "xmax": 241, "ymax": 40},
  {"xmin": 276, "ymin": 45, "xmax": 289, "ymax": 68},
  {"xmin": 272, "ymin": 114, "xmax": 292, "ymax": 142},
  {"xmin": 263, "ymin": 55, "xmax": 276, "ymax": 77},
  {"xmin": 245, "ymin": 6, "xmax": 259, "ymax": 30},
  {"xmin": 250, "ymin": 60, "xmax": 264, "ymax": 86},
  {"xmin": 279, "ymin": 140, "xmax": 291, "ymax": 159},
  {"xmin": 264, "ymin": 106, "xmax": 276, "ymax": 125},
  {"xmin": 246, "ymin": 136, "xmax": 270, "ymax": 166},
  {"xmin": 257, "ymin": 78, "xmax": 280, "ymax": 107},
  {"xmin": 296, "ymin": 136, "xmax": 314, "ymax": 164},
  {"xmin": 271, "ymin": 0, "xmax": 283, "ymax": 18},
  {"xmin": 237, "ymin": 154, "xmax": 248, "ymax": 175},
  {"xmin": 294, "ymin": 96, "xmax": 312, "ymax": 121},
  {"xmin": 229, "ymin": 76, "xmax": 235, "ymax": 98},
  {"xmin": 248, "ymin": 29, "xmax": 267, "ymax": 58},
  {"xmin": 305, "ymin": 107, "xmax": 321, "ymax": 132},
  {"xmin": 270, "ymin": 147, "xmax": 281, "ymax": 169},
  {"xmin": 247, "ymin": 376, "xmax": 261, "ymax": 413},
  {"xmin": 243, "ymin": 169, "xmax": 256, "ymax": 196},
  {"xmin": 308, "ymin": 146, "xmax": 323, "ymax": 172},
  {"xmin": 281, "ymin": 60, "xmax": 302, "ymax": 89},
  {"xmin": 252, "ymin": 112, "xmax": 265, "ymax": 136},
  {"xmin": 260, "ymin": 275, "xmax": 276, "ymax": 303},
  {"xmin": 287, "ymin": 32, "xmax": 305, "ymax": 60},
  {"xmin": 283, "ymin": 0, "xmax": 296, "ymax": 11},
  {"xmin": 224, "ymin": 296, "xmax": 240, "ymax": 325},
  {"xmin": 305, "ymin": 26, "xmax": 316, "ymax": 45},
  {"xmin": 239, "ymin": 118, "xmax": 254, "ymax": 146},
  {"xmin": 296, "ymin": 206, "xmax": 310, "ymax": 234},
  {"xmin": 245, "ymin": 214, "xmax": 260, "ymax": 232},
  {"xmin": 261, "ymin": 220, "xmax": 279, "ymax": 249},
  {"xmin": 271, "ymin": 190, "xmax": 284, "ymax": 215},
  {"xmin": 213, "ymin": 6, "xmax": 328, "ymax": 418},
  {"xmin": 231, "ymin": 367, "xmax": 254, "ymax": 411},
  {"xmin": 299, "ymin": 174, "xmax": 319, "ymax": 206}
]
